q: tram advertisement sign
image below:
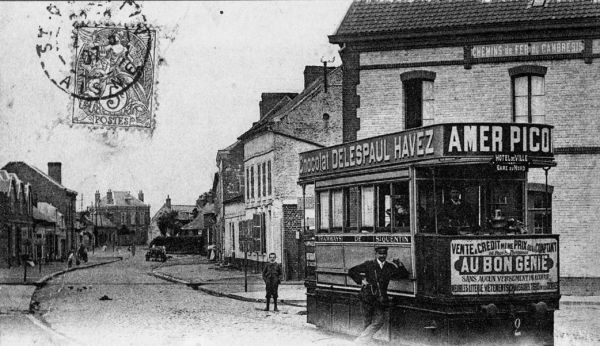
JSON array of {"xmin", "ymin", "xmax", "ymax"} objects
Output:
[
  {"xmin": 450, "ymin": 238, "xmax": 558, "ymax": 295},
  {"xmin": 298, "ymin": 123, "xmax": 553, "ymax": 179}
]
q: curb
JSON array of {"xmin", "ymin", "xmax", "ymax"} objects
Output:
[
  {"xmin": 26, "ymin": 314, "xmax": 76, "ymax": 345},
  {"xmin": 150, "ymin": 270, "xmax": 306, "ymax": 308},
  {"xmin": 35, "ymin": 257, "xmax": 123, "ymax": 286}
]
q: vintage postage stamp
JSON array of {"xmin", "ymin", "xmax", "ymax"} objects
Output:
[
  {"xmin": 72, "ymin": 25, "xmax": 156, "ymax": 128},
  {"xmin": 36, "ymin": 1, "xmax": 157, "ymax": 130}
]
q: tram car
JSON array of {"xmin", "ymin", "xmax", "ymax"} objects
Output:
[{"xmin": 298, "ymin": 122, "xmax": 558, "ymax": 345}]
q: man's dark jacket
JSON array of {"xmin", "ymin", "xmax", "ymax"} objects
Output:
[{"xmin": 348, "ymin": 260, "xmax": 409, "ymax": 303}]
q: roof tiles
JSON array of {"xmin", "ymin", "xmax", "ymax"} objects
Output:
[{"xmin": 333, "ymin": 0, "xmax": 600, "ymax": 38}]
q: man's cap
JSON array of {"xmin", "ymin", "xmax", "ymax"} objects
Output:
[{"xmin": 374, "ymin": 246, "xmax": 388, "ymax": 253}]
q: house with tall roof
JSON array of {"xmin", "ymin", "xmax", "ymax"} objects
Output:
[
  {"xmin": 0, "ymin": 169, "xmax": 33, "ymax": 267},
  {"xmin": 91, "ymin": 189, "xmax": 150, "ymax": 246},
  {"xmin": 148, "ymin": 195, "xmax": 196, "ymax": 241},
  {"xmin": 327, "ymin": 0, "xmax": 600, "ymax": 282},
  {"xmin": 235, "ymin": 65, "xmax": 343, "ymax": 279},
  {"xmin": 2, "ymin": 162, "xmax": 77, "ymax": 253}
]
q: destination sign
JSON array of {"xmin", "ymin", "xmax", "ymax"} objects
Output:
[
  {"xmin": 450, "ymin": 238, "xmax": 558, "ymax": 295},
  {"xmin": 491, "ymin": 154, "xmax": 530, "ymax": 172},
  {"xmin": 299, "ymin": 123, "xmax": 553, "ymax": 179},
  {"xmin": 471, "ymin": 40, "xmax": 584, "ymax": 59}
]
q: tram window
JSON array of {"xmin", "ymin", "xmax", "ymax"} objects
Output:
[
  {"xmin": 487, "ymin": 182, "xmax": 524, "ymax": 225},
  {"xmin": 392, "ymin": 182, "xmax": 410, "ymax": 232},
  {"xmin": 319, "ymin": 191, "xmax": 330, "ymax": 232},
  {"xmin": 331, "ymin": 190, "xmax": 343, "ymax": 230},
  {"xmin": 344, "ymin": 186, "xmax": 359, "ymax": 232},
  {"xmin": 416, "ymin": 180, "xmax": 437, "ymax": 233},
  {"xmin": 376, "ymin": 183, "xmax": 391, "ymax": 232},
  {"xmin": 361, "ymin": 186, "xmax": 375, "ymax": 231}
]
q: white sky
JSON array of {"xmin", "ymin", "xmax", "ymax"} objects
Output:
[{"xmin": 0, "ymin": 1, "xmax": 352, "ymax": 214}]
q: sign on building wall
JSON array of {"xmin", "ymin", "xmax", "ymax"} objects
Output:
[
  {"xmin": 450, "ymin": 237, "xmax": 558, "ymax": 295},
  {"xmin": 471, "ymin": 40, "xmax": 584, "ymax": 59}
]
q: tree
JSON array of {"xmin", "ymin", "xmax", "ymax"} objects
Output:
[{"xmin": 157, "ymin": 210, "xmax": 179, "ymax": 236}]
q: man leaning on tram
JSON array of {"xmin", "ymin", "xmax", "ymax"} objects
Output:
[{"xmin": 348, "ymin": 246, "xmax": 410, "ymax": 344}]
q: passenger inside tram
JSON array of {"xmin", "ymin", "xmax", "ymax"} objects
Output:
[
  {"xmin": 416, "ymin": 167, "xmax": 527, "ymax": 235},
  {"xmin": 438, "ymin": 187, "xmax": 475, "ymax": 234}
]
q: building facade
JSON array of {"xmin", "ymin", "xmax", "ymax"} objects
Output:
[
  {"xmin": 92, "ymin": 190, "xmax": 150, "ymax": 246},
  {"xmin": 329, "ymin": 0, "xmax": 600, "ymax": 279},
  {"xmin": 214, "ymin": 141, "xmax": 245, "ymax": 262},
  {"xmin": 236, "ymin": 66, "xmax": 343, "ymax": 279},
  {"xmin": 2, "ymin": 162, "xmax": 77, "ymax": 254},
  {"xmin": 33, "ymin": 202, "xmax": 66, "ymax": 261},
  {"xmin": 0, "ymin": 170, "xmax": 33, "ymax": 267},
  {"xmin": 148, "ymin": 196, "xmax": 196, "ymax": 242}
]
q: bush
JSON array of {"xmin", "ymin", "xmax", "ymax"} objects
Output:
[{"xmin": 149, "ymin": 236, "xmax": 205, "ymax": 255}]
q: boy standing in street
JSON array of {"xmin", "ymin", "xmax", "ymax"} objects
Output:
[{"xmin": 262, "ymin": 252, "xmax": 282, "ymax": 311}]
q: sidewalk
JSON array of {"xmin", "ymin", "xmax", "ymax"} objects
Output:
[
  {"xmin": 0, "ymin": 251, "xmax": 121, "ymax": 313},
  {"xmin": 0, "ymin": 250, "xmax": 122, "ymax": 285},
  {"xmin": 153, "ymin": 257, "xmax": 306, "ymax": 307},
  {"xmin": 154, "ymin": 256, "xmax": 600, "ymax": 307}
]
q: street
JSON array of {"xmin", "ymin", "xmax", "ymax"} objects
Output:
[
  {"xmin": 1, "ymin": 253, "xmax": 595, "ymax": 346},
  {"xmin": 28, "ymin": 254, "xmax": 353, "ymax": 346}
]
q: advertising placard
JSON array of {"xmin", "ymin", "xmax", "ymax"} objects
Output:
[{"xmin": 450, "ymin": 238, "xmax": 558, "ymax": 295}]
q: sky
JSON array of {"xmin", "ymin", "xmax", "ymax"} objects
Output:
[{"xmin": 0, "ymin": 1, "xmax": 352, "ymax": 214}]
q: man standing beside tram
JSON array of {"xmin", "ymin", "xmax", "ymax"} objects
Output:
[{"xmin": 348, "ymin": 246, "xmax": 410, "ymax": 344}]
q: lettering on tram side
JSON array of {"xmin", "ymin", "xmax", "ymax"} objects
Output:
[
  {"xmin": 445, "ymin": 124, "xmax": 552, "ymax": 156},
  {"xmin": 449, "ymin": 238, "xmax": 558, "ymax": 295},
  {"xmin": 316, "ymin": 234, "xmax": 411, "ymax": 244},
  {"xmin": 299, "ymin": 128, "xmax": 437, "ymax": 176}
]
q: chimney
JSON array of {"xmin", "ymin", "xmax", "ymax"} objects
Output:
[
  {"xmin": 166, "ymin": 195, "xmax": 171, "ymax": 209},
  {"xmin": 259, "ymin": 93, "xmax": 298, "ymax": 119},
  {"xmin": 47, "ymin": 162, "xmax": 62, "ymax": 185},
  {"xmin": 107, "ymin": 189, "xmax": 113, "ymax": 204},
  {"xmin": 95, "ymin": 190, "xmax": 100, "ymax": 206},
  {"xmin": 304, "ymin": 65, "xmax": 335, "ymax": 90},
  {"xmin": 138, "ymin": 190, "xmax": 144, "ymax": 202}
]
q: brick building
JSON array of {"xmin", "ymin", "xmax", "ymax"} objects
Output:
[
  {"xmin": 214, "ymin": 141, "xmax": 244, "ymax": 262},
  {"xmin": 328, "ymin": 0, "xmax": 600, "ymax": 279},
  {"xmin": 235, "ymin": 66, "xmax": 343, "ymax": 279},
  {"xmin": 0, "ymin": 170, "xmax": 33, "ymax": 267},
  {"xmin": 92, "ymin": 190, "xmax": 150, "ymax": 246},
  {"xmin": 2, "ymin": 162, "xmax": 77, "ymax": 254}
]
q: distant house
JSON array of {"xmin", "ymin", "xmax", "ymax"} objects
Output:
[
  {"xmin": 33, "ymin": 202, "xmax": 65, "ymax": 261},
  {"xmin": 148, "ymin": 195, "xmax": 196, "ymax": 242},
  {"xmin": 78, "ymin": 211, "xmax": 116, "ymax": 249},
  {"xmin": 2, "ymin": 162, "xmax": 77, "ymax": 252},
  {"xmin": 0, "ymin": 170, "xmax": 34, "ymax": 267},
  {"xmin": 91, "ymin": 190, "xmax": 150, "ymax": 246},
  {"xmin": 181, "ymin": 194, "xmax": 215, "ymax": 249}
]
